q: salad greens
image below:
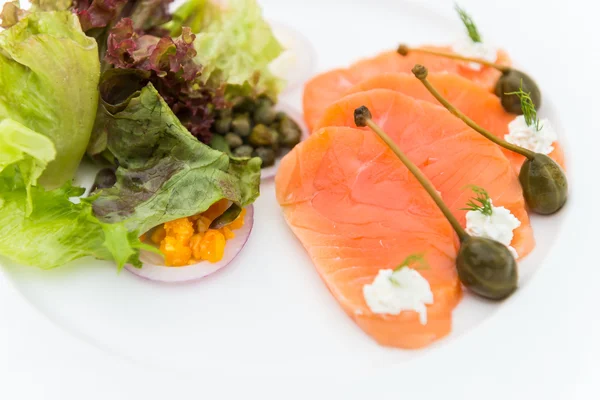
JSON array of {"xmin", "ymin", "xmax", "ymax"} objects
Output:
[
  {"xmin": 191, "ymin": 0, "xmax": 285, "ymax": 98},
  {"xmin": 0, "ymin": 173, "xmax": 150, "ymax": 269},
  {"xmin": 91, "ymin": 83, "xmax": 261, "ymax": 235},
  {"xmin": 0, "ymin": 0, "xmax": 283, "ymax": 271},
  {"xmin": 0, "ymin": 10, "xmax": 100, "ymax": 189},
  {"xmin": 0, "ymin": 119, "xmax": 55, "ymax": 211}
]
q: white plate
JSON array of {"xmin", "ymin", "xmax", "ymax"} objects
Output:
[{"xmin": 1, "ymin": 0, "xmax": 600, "ymax": 398}]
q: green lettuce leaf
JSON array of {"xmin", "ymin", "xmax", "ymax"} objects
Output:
[
  {"xmin": 0, "ymin": 171, "xmax": 150, "ymax": 270},
  {"xmin": 0, "ymin": 118, "xmax": 56, "ymax": 212},
  {"xmin": 190, "ymin": 0, "xmax": 285, "ymax": 98},
  {"xmin": 91, "ymin": 82, "xmax": 261, "ymax": 235},
  {"xmin": 0, "ymin": 11, "xmax": 100, "ymax": 189}
]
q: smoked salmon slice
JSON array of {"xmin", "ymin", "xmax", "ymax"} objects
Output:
[
  {"xmin": 303, "ymin": 46, "xmax": 511, "ymax": 132},
  {"xmin": 276, "ymin": 126, "xmax": 462, "ymax": 349},
  {"xmin": 314, "ymin": 89, "xmax": 535, "ymax": 259},
  {"xmin": 345, "ymin": 72, "xmax": 565, "ymax": 172}
]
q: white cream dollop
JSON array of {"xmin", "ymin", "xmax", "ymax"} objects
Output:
[
  {"xmin": 465, "ymin": 201, "xmax": 521, "ymax": 258},
  {"xmin": 363, "ymin": 268, "xmax": 433, "ymax": 324},
  {"xmin": 451, "ymin": 38, "xmax": 497, "ymax": 71},
  {"xmin": 504, "ymin": 115, "xmax": 558, "ymax": 155}
]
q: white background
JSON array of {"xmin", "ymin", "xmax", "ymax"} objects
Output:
[{"xmin": 1, "ymin": 0, "xmax": 600, "ymax": 398}]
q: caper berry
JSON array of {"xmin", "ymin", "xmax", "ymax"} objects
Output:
[
  {"xmin": 278, "ymin": 116, "xmax": 302, "ymax": 147},
  {"xmin": 253, "ymin": 147, "xmax": 276, "ymax": 167},
  {"xmin": 249, "ymin": 124, "xmax": 277, "ymax": 147},
  {"xmin": 231, "ymin": 114, "xmax": 252, "ymax": 137},
  {"xmin": 456, "ymin": 236, "xmax": 518, "ymax": 300},
  {"xmin": 91, "ymin": 168, "xmax": 117, "ymax": 192},
  {"xmin": 224, "ymin": 133, "xmax": 243, "ymax": 149},
  {"xmin": 495, "ymin": 69, "xmax": 541, "ymax": 114},
  {"xmin": 213, "ymin": 117, "xmax": 232, "ymax": 135},
  {"xmin": 519, "ymin": 153, "xmax": 568, "ymax": 215},
  {"xmin": 253, "ymin": 102, "xmax": 277, "ymax": 125},
  {"xmin": 233, "ymin": 144, "xmax": 254, "ymax": 158}
]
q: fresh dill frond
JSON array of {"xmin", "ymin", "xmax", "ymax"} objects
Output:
[
  {"xmin": 461, "ymin": 185, "xmax": 493, "ymax": 216},
  {"xmin": 505, "ymin": 80, "xmax": 543, "ymax": 131},
  {"xmin": 455, "ymin": 4, "xmax": 482, "ymax": 43},
  {"xmin": 394, "ymin": 253, "xmax": 429, "ymax": 272}
]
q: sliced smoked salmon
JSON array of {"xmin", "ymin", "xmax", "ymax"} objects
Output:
[
  {"xmin": 314, "ymin": 89, "xmax": 534, "ymax": 259},
  {"xmin": 303, "ymin": 46, "xmax": 511, "ymax": 132},
  {"xmin": 345, "ymin": 72, "xmax": 565, "ymax": 173},
  {"xmin": 276, "ymin": 126, "xmax": 461, "ymax": 349}
]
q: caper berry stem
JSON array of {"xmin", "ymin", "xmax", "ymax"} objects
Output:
[
  {"xmin": 411, "ymin": 64, "xmax": 536, "ymax": 160},
  {"xmin": 354, "ymin": 106, "xmax": 468, "ymax": 241},
  {"xmin": 397, "ymin": 44, "xmax": 510, "ymax": 72}
]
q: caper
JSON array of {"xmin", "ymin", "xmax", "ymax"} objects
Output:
[
  {"xmin": 354, "ymin": 105, "xmax": 519, "ymax": 301},
  {"xmin": 213, "ymin": 117, "xmax": 232, "ymax": 135},
  {"xmin": 275, "ymin": 111, "xmax": 287, "ymax": 122},
  {"xmin": 224, "ymin": 132, "xmax": 243, "ymax": 149},
  {"xmin": 495, "ymin": 69, "xmax": 541, "ymax": 114},
  {"xmin": 217, "ymin": 108, "xmax": 232, "ymax": 119},
  {"xmin": 253, "ymin": 102, "xmax": 277, "ymax": 125},
  {"xmin": 519, "ymin": 153, "xmax": 568, "ymax": 215},
  {"xmin": 278, "ymin": 116, "xmax": 302, "ymax": 147},
  {"xmin": 253, "ymin": 147, "xmax": 276, "ymax": 167},
  {"xmin": 91, "ymin": 168, "xmax": 117, "ymax": 192},
  {"xmin": 231, "ymin": 114, "xmax": 252, "ymax": 137},
  {"xmin": 232, "ymin": 96, "xmax": 256, "ymax": 113},
  {"xmin": 398, "ymin": 45, "xmax": 542, "ymax": 114},
  {"xmin": 257, "ymin": 94, "xmax": 275, "ymax": 107},
  {"xmin": 249, "ymin": 124, "xmax": 277, "ymax": 147},
  {"xmin": 412, "ymin": 64, "xmax": 568, "ymax": 215},
  {"xmin": 456, "ymin": 236, "xmax": 518, "ymax": 300},
  {"xmin": 233, "ymin": 145, "xmax": 254, "ymax": 158}
]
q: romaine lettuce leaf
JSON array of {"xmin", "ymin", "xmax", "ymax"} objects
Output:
[
  {"xmin": 91, "ymin": 82, "xmax": 261, "ymax": 235},
  {"xmin": 0, "ymin": 11, "xmax": 100, "ymax": 189},
  {"xmin": 190, "ymin": 0, "xmax": 285, "ymax": 98}
]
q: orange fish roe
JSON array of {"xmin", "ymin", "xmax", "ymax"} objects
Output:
[
  {"xmin": 164, "ymin": 217, "xmax": 194, "ymax": 245},
  {"xmin": 148, "ymin": 201, "xmax": 248, "ymax": 267},
  {"xmin": 160, "ymin": 236, "xmax": 192, "ymax": 267},
  {"xmin": 220, "ymin": 226, "xmax": 235, "ymax": 240},
  {"xmin": 197, "ymin": 230, "xmax": 226, "ymax": 263},
  {"xmin": 151, "ymin": 225, "xmax": 167, "ymax": 244},
  {"xmin": 228, "ymin": 208, "xmax": 247, "ymax": 230}
]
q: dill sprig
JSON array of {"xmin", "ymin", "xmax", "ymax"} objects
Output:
[
  {"xmin": 461, "ymin": 185, "xmax": 493, "ymax": 216},
  {"xmin": 455, "ymin": 4, "xmax": 482, "ymax": 43},
  {"xmin": 394, "ymin": 253, "xmax": 429, "ymax": 272},
  {"xmin": 505, "ymin": 80, "xmax": 543, "ymax": 131}
]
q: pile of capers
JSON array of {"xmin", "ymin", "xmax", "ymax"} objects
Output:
[{"xmin": 210, "ymin": 95, "xmax": 303, "ymax": 168}]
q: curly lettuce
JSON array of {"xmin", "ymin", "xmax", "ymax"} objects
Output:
[
  {"xmin": 189, "ymin": 0, "xmax": 285, "ymax": 98},
  {"xmin": 0, "ymin": 11, "xmax": 100, "ymax": 189}
]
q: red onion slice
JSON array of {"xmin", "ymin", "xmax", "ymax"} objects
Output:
[
  {"xmin": 125, "ymin": 206, "xmax": 254, "ymax": 283},
  {"xmin": 261, "ymin": 103, "xmax": 308, "ymax": 181}
]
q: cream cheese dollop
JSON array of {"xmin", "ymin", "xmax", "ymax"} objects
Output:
[
  {"xmin": 504, "ymin": 115, "xmax": 558, "ymax": 155},
  {"xmin": 465, "ymin": 202, "xmax": 521, "ymax": 258},
  {"xmin": 363, "ymin": 267, "xmax": 433, "ymax": 325}
]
